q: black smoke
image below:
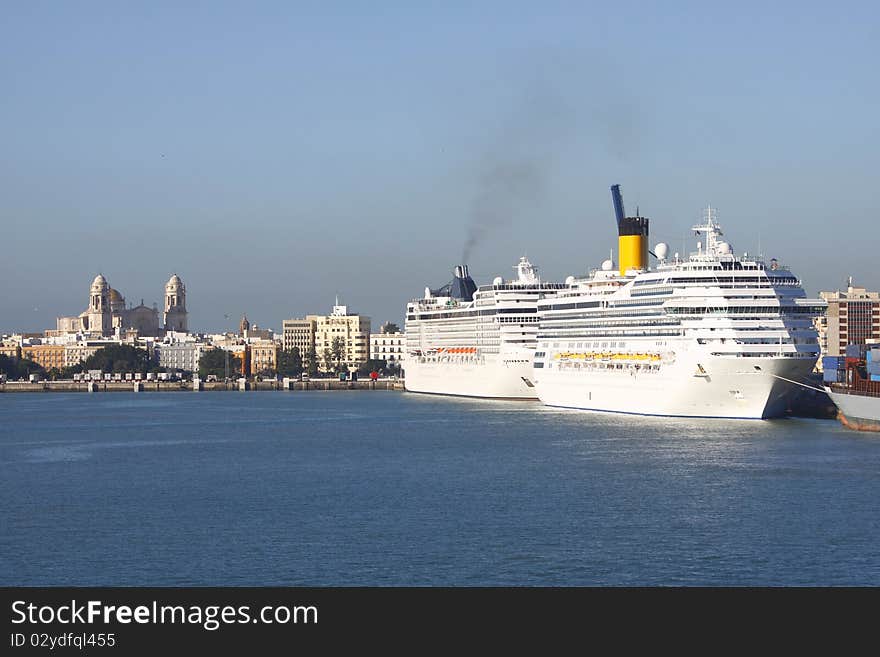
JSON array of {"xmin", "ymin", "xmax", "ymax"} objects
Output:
[
  {"xmin": 458, "ymin": 48, "xmax": 640, "ymax": 264},
  {"xmin": 461, "ymin": 161, "xmax": 545, "ymax": 264}
]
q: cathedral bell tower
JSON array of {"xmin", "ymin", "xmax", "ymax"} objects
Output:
[
  {"xmin": 87, "ymin": 274, "xmax": 112, "ymax": 335},
  {"xmin": 163, "ymin": 274, "xmax": 188, "ymax": 333}
]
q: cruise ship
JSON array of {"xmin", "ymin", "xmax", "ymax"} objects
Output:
[
  {"xmin": 533, "ymin": 186, "xmax": 826, "ymax": 418},
  {"xmin": 405, "ymin": 258, "xmax": 565, "ymax": 398}
]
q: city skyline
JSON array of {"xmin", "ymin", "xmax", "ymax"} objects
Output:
[{"xmin": 3, "ymin": 1, "xmax": 879, "ymax": 333}]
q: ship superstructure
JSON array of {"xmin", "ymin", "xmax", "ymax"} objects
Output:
[
  {"xmin": 533, "ymin": 186, "xmax": 826, "ymax": 418},
  {"xmin": 404, "ymin": 258, "xmax": 565, "ymax": 398}
]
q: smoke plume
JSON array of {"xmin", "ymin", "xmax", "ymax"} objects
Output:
[
  {"xmin": 458, "ymin": 47, "xmax": 641, "ymax": 264},
  {"xmin": 461, "ymin": 161, "xmax": 545, "ymax": 264}
]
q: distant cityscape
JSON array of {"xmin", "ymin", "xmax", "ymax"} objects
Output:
[
  {"xmin": 1, "ymin": 270, "xmax": 878, "ymax": 382},
  {"xmin": 0, "ymin": 272, "xmax": 404, "ymax": 381}
]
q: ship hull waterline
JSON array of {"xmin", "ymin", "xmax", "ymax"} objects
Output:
[
  {"xmin": 404, "ymin": 358, "xmax": 539, "ymax": 400},
  {"xmin": 535, "ymin": 356, "xmax": 817, "ymax": 419}
]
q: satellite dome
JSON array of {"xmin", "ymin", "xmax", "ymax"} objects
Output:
[
  {"xmin": 655, "ymin": 243, "xmax": 668, "ymax": 259},
  {"xmin": 718, "ymin": 241, "xmax": 731, "ymax": 254},
  {"xmin": 565, "ymin": 275, "xmax": 575, "ymax": 285},
  {"xmin": 493, "ymin": 276, "xmax": 503, "ymax": 286},
  {"xmin": 601, "ymin": 259, "xmax": 614, "ymax": 272}
]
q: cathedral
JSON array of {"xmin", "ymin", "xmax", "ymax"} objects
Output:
[{"xmin": 56, "ymin": 274, "xmax": 188, "ymax": 337}]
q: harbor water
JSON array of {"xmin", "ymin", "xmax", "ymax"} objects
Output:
[{"xmin": 2, "ymin": 391, "xmax": 879, "ymax": 585}]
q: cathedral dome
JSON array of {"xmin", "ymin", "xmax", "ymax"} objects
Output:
[
  {"xmin": 166, "ymin": 274, "xmax": 183, "ymax": 288},
  {"xmin": 109, "ymin": 288, "xmax": 124, "ymax": 303},
  {"xmin": 91, "ymin": 274, "xmax": 108, "ymax": 288}
]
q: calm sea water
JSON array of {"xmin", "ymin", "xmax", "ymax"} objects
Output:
[{"xmin": 2, "ymin": 391, "xmax": 879, "ymax": 586}]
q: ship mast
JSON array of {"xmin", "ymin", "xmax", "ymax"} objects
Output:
[{"xmin": 692, "ymin": 206, "xmax": 724, "ymax": 258}]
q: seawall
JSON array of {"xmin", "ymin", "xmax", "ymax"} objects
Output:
[{"xmin": 0, "ymin": 380, "xmax": 405, "ymax": 393}]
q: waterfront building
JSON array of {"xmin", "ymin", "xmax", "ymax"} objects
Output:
[
  {"xmin": 21, "ymin": 344, "xmax": 65, "ymax": 371},
  {"xmin": 63, "ymin": 341, "xmax": 115, "ymax": 368},
  {"xmin": 817, "ymin": 279, "xmax": 880, "ymax": 357},
  {"xmin": 248, "ymin": 339, "xmax": 278, "ymax": 376},
  {"xmin": 282, "ymin": 301, "xmax": 370, "ymax": 372},
  {"xmin": 312, "ymin": 300, "xmax": 370, "ymax": 372},
  {"xmin": 0, "ymin": 338, "xmax": 20, "ymax": 361},
  {"xmin": 282, "ymin": 318, "xmax": 317, "ymax": 365},
  {"xmin": 155, "ymin": 341, "xmax": 207, "ymax": 373},
  {"xmin": 370, "ymin": 327, "xmax": 405, "ymax": 367}
]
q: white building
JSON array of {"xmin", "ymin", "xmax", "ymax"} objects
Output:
[
  {"xmin": 283, "ymin": 298, "xmax": 371, "ymax": 372},
  {"xmin": 370, "ymin": 330, "xmax": 405, "ymax": 367},
  {"xmin": 63, "ymin": 340, "xmax": 119, "ymax": 368},
  {"xmin": 155, "ymin": 341, "xmax": 207, "ymax": 373}
]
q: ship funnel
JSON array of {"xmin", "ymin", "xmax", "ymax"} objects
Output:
[
  {"xmin": 611, "ymin": 184, "xmax": 626, "ymax": 228},
  {"xmin": 450, "ymin": 264, "xmax": 477, "ymax": 301},
  {"xmin": 610, "ymin": 184, "xmax": 649, "ymax": 275}
]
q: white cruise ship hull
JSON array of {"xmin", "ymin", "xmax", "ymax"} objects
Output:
[
  {"xmin": 404, "ymin": 356, "xmax": 538, "ymax": 399},
  {"xmin": 535, "ymin": 355, "xmax": 816, "ymax": 419}
]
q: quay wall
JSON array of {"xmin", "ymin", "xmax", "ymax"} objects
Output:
[{"xmin": 0, "ymin": 380, "xmax": 405, "ymax": 393}]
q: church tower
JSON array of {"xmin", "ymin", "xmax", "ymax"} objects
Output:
[
  {"xmin": 163, "ymin": 274, "xmax": 188, "ymax": 333},
  {"xmin": 86, "ymin": 274, "xmax": 112, "ymax": 335}
]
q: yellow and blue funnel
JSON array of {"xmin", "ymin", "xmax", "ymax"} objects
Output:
[{"xmin": 611, "ymin": 184, "xmax": 649, "ymax": 275}]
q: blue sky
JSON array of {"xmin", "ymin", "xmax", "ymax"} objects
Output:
[{"xmin": 2, "ymin": 1, "xmax": 878, "ymax": 332}]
